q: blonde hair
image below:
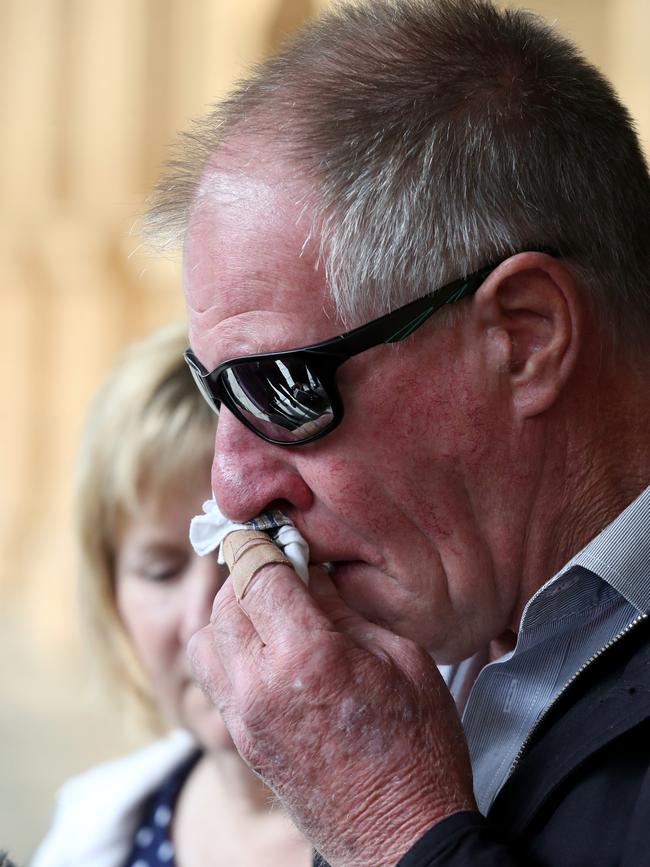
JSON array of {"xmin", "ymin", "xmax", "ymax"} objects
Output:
[{"xmin": 75, "ymin": 322, "xmax": 216, "ymax": 727}]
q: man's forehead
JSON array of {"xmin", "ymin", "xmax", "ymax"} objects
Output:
[
  {"xmin": 185, "ymin": 154, "xmax": 311, "ymax": 280},
  {"xmin": 185, "ymin": 200, "xmax": 319, "ymax": 303},
  {"xmin": 185, "ymin": 140, "xmax": 317, "ymax": 257},
  {"xmin": 195, "ymin": 137, "xmax": 309, "ymax": 206},
  {"xmin": 183, "ymin": 145, "xmax": 334, "ymax": 357},
  {"xmin": 193, "ymin": 162, "xmax": 280, "ymax": 212}
]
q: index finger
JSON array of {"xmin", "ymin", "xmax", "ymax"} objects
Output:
[{"xmin": 235, "ymin": 560, "xmax": 332, "ymax": 647}]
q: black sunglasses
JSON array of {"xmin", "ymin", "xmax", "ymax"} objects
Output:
[{"xmin": 184, "ymin": 257, "xmax": 513, "ymax": 445}]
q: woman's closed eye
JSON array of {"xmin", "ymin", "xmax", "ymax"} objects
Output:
[
  {"xmin": 138, "ymin": 559, "xmax": 187, "ymax": 583},
  {"xmin": 127, "ymin": 544, "xmax": 189, "ymax": 583}
]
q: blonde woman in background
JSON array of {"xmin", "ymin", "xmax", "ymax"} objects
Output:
[{"xmin": 32, "ymin": 323, "xmax": 311, "ymax": 867}]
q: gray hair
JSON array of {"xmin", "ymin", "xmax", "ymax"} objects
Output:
[{"xmin": 147, "ymin": 0, "xmax": 650, "ymax": 350}]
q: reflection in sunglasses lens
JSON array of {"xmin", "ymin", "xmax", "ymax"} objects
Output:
[{"xmin": 222, "ymin": 359, "xmax": 334, "ymax": 442}]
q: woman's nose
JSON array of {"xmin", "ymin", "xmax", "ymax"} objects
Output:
[
  {"xmin": 210, "ymin": 408, "xmax": 313, "ymax": 521},
  {"xmin": 180, "ymin": 558, "xmax": 225, "ymax": 642}
]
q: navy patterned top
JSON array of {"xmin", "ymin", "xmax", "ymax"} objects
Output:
[{"xmin": 123, "ymin": 750, "xmax": 201, "ymax": 867}]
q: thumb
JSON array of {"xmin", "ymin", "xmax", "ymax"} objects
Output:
[
  {"xmin": 308, "ymin": 568, "xmax": 397, "ymax": 656},
  {"xmin": 308, "ymin": 565, "xmax": 339, "ymax": 596}
]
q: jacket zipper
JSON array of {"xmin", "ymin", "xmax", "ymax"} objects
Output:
[{"xmin": 508, "ymin": 611, "xmax": 649, "ymax": 775}]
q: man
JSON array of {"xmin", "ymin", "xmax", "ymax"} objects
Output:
[{"xmin": 147, "ymin": 1, "xmax": 650, "ymax": 864}]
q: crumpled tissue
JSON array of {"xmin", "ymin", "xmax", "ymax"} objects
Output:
[{"xmin": 189, "ymin": 497, "xmax": 310, "ymax": 585}]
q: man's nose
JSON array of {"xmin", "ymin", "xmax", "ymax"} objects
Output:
[{"xmin": 211, "ymin": 408, "xmax": 313, "ymax": 521}]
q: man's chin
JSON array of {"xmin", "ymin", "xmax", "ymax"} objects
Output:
[
  {"xmin": 327, "ymin": 561, "xmax": 453, "ymax": 655},
  {"xmin": 328, "ymin": 561, "xmax": 411, "ymax": 632}
]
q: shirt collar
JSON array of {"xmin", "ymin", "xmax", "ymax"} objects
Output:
[
  {"xmin": 564, "ymin": 484, "xmax": 650, "ymax": 613},
  {"xmin": 521, "ymin": 485, "xmax": 650, "ymax": 629}
]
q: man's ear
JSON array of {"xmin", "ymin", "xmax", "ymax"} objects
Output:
[{"xmin": 473, "ymin": 252, "xmax": 584, "ymax": 417}]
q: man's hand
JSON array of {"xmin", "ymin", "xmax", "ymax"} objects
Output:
[{"xmin": 188, "ymin": 563, "xmax": 477, "ymax": 867}]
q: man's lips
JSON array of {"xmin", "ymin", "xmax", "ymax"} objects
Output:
[
  {"xmin": 287, "ymin": 516, "xmax": 377, "ymax": 566},
  {"xmin": 310, "ymin": 558, "xmax": 355, "ymax": 570},
  {"xmin": 305, "ymin": 559, "xmax": 359, "ymax": 584},
  {"xmin": 317, "ymin": 559, "xmax": 371, "ymax": 582}
]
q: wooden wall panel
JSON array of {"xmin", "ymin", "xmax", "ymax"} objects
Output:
[
  {"xmin": 63, "ymin": 0, "xmax": 150, "ymax": 210},
  {"xmin": 0, "ymin": 0, "xmax": 63, "ymax": 214},
  {"xmin": 608, "ymin": 0, "xmax": 650, "ymax": 152},
  {"xmin": 0, "ymin": 228, "xmax": 43, "ymax": 598}
]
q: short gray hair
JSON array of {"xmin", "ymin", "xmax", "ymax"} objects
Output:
[{"xmin": 147, "ymin": 0, "xmax": 650, "ymax": 350}]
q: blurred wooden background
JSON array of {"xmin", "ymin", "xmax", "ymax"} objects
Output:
[{"xmin": 1, "ymin": 0, "xmax": 648, "ymax": 861}]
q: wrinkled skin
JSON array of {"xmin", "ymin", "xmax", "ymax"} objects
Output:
[{"xmin": 189, "ymin": 566, "xmax": 476, "ymax": 866}]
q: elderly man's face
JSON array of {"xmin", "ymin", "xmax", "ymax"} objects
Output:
[{"xmin": 184, "ymin": 162, "xmax": 524, "ymax": 663}]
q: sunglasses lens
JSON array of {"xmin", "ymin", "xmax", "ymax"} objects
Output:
[{"xmin": 221, "ymin": 357, "xmax": 335, "ymax": 443}]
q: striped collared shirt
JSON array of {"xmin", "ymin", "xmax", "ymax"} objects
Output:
[{"xmin": 446, "ymin": 485, "xmax": 650, "ymax": 814}]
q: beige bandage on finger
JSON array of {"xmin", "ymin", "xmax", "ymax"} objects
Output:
[{"xmin": 222, "ymin": 529, "xmax": 293, "ymax": 600}]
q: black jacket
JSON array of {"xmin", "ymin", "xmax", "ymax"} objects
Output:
[
  {"xmin": 316, "ymin": 615, "xmax": 650, "ymax": 867},
  {"xmin": 400, "ymin": 614, "xmax": 650, "ymax": 867}
]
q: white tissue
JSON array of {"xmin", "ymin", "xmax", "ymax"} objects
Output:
[{"xmin": 189, "ymin": 498, "xmax": 311, "ymax": 585}]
